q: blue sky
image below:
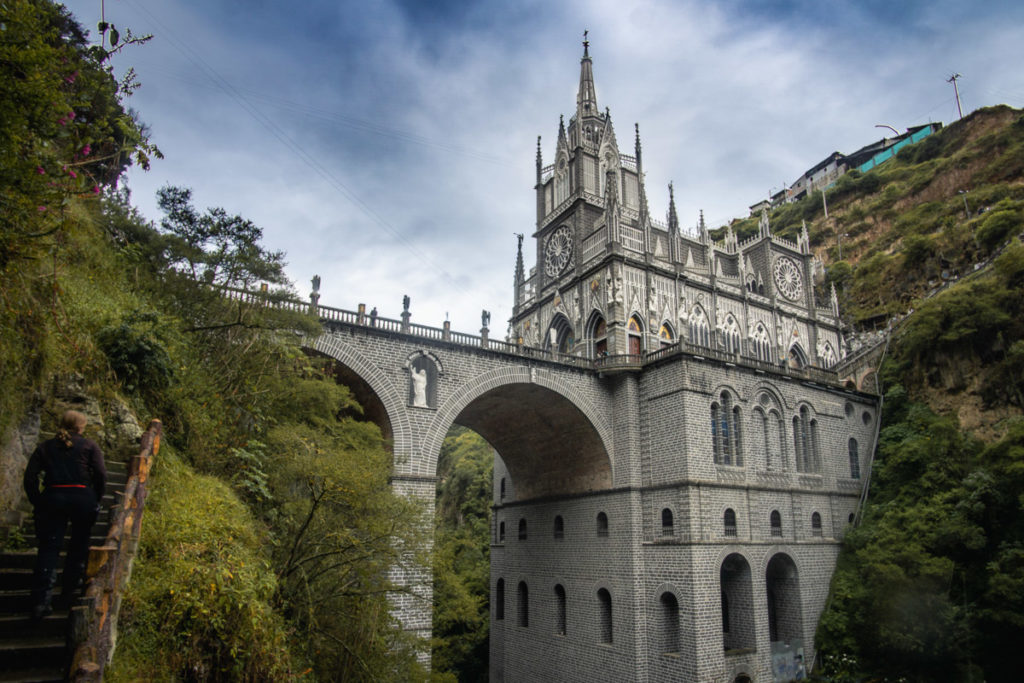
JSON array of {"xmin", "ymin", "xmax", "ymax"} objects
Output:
[{"xmin": 61, "ymin": 0, "xmax": 1024, "ymax": 333}]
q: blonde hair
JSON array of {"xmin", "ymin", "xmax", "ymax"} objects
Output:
[{"xmin": 57, "ymin": 410, "xmax": 87, "ymax": 447}]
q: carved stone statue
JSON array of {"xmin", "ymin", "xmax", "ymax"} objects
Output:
[
  {"xmin": 403, "ymin": 295, "xmax": 410, "ymax": 313},
  {"xmin": 311, "ymin": 274, "xmax": 321, "ymax": 293},
  {"xmin": 482, "ymin": 309, "xmax": 491, "ymax": 329},
  {"xmin": 549, "ymin": 327, "xmax": 559, "ymax": 349},
  {"xmin": 411, "ymin": 367, "xmax": 429, "ymax": 408}
]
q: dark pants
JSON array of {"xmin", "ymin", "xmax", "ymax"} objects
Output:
[{"xmin": 31, "ymin": 487, "xmax": 98, "ymax": 607}]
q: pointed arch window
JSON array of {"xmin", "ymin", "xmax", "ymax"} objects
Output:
[
  {"xmin": 722, "ymin": 315, "xmax": 741, "ymax": 354},
  {"xmin": 820, "ymin": 342, "xmax": 838, "ymax": 368},
  {"xmin": 596, "ymin": 511, "xmax": 609, "ymax": 537},
  {"xmin": 811, "ymin": 512, "xmax": 823, "ymax": 536},
  {"xmin": 794, "ymin": 406, "xmax": 819, "ymax": 473},
  {"xmin": 589, "ymin": 313, "xmax": 608, "ymax": 358},
  {"xmin": 628, "ymin": 315, "xmax": 644, "ymax": 356},
  {"xmin": 751, "ymin": 323, "xmax": 773, "ymax": 363},
  {"xmin": 689, "ymin": 307, "xmax": 711, "ymax": 347},
  {"xmin": 498, "ymin": 521, "xmax": 505, "ymax": 543},
  {"xmin": 788, "ymin": 344, "xmax": 807, "ymax": 369},
  {"xmin": 658, "ymin": 322, "xmax": 675, "ymax": 348},
  {"xmin": 770, "ymin": 510, "xmax": 783, "ymax": 537}
]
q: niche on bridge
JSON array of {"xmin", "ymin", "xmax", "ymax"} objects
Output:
[
  {"xmin": 406, "ymin": 351, "xmax": 440, "ymax": 409},
  {"xmin": 453, "ymin": 383, "xmax": 611, "ymax": 499},
  {"xmin": 309, "ymin": 352, "xmax": 393, "ymax": 451}
]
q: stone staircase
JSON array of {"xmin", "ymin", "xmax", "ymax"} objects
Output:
[{"xmin": 0, "ymin": 457, "xmax": 128, "ymax": 682}]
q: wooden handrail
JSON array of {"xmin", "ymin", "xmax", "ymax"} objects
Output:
[{"xmin": 69, "ymin": 419, "xmax": 162, "ymax": 681}]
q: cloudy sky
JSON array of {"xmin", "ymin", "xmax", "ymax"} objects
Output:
[{"xmin": 61, "ymin": 0, "xmax": 1024, "ymax": 334}]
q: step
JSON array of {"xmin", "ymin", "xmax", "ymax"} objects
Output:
[
  {"xmin": 0, "ymin": 612, "xmax": 67, "ymax": 638},
  {"xmin": 0, "ymin": 635, "xmax": 66, "ymax": 671},
  {"xmin": 0, "ymin": 667, "xmax": 64, "ymax": 683}
]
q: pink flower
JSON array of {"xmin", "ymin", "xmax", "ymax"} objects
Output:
[
  {"xmin": 58, "ymin": 117, "xmax": 67, "ymax": 126},
  {"xmin": 81, "ymin": 144, "xmax": 91, "ymax": 157},
  {"xmin": 36, "ymin": 166, "xmax": 45, "ymax": 174},
  {"xmin": 65, "ymin": 71, "xmax": 78, "ymax": 84},
  {"xmin": 38, "ymin": 206, "xmax": 47, "ymax": 212},
  {"xmin": 92, "ymin": 186, "xmax": 101, "ymax": 195},
  {"xmin": 67, "ymin": 111, "xmax": 75, "ymax": 120},
  {"xmin": 68, "ymin": 169, "xmax": 77, "ymax": 179}
]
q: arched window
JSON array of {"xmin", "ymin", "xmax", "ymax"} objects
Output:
[
  {"xmin": 724, "ymin": 508, "xmax": 737, "ymax": 537},
  {"xmin": 597, "ymin": 512, "xmax": 609, "ymax": 537},
  {"xmin": 555, "ymin": 584, "xmax": 567, "ymax": 635},
  {"xmin": 500, "ymin": 477, "xmax": 506, "ymax": 500},
  {"xmin": 722, "ymin": 315, "xmax": 741, "ymax": 354},
  {"xmin": 848, "ymin": 512, "xmax": 856, "ymax": 525},
  {"xmin": 720, "ymin": 553, "xmax": 754, "ymax": 651},
  {"xmin": 628, "ymin": 315, "xmax": 644, "ymax": 355},
  {"xmin": 713, "ymin": 392, "xmax": 742, "ymax": 466},
  {"xmin": 751, "ymin": 323, "xmax": 773, "ymax": 362},
  {"xmin": 597, "ymin": 588, "xmax": 613, "ymax": 643},
  {"xmin": 499, "ymin": 521, "xmax": 505, "ymax": 543},
  {"xmin": 589, "ymin": 313, "xmax": 608, "ymax": 357},
  {"xmin": 517, "ymin": 581, "xmax": 529, "ymax": 627},
  {"xmin": 496, "ymin": 578, "xmax": 505, "ymax": 620},
  {"xmin": 794, "ymin": 406, "xmax": 819, "ymax": 473},
  {"xmin": 849, "ymin": 438, "xmax": 861, "ymax": 479},
  {"xmin": 554, "ymin": 515, "xmax": 564, "ymax": 539},
  {"xmin": 721, "ymin": 591, "xmax": 730, "ymax": 633},
  {"xmin": 819, "ymin": 342, "xmax": 837, "ymax": 368},
  {"xmin": 547, "ymin": 314, "xmax": 575, "ymax": 354},
  {"xmin": 809, "ymin": 419, "xmax": 820, "ymax": 472},
  {"xmin": 788, "ymin": 344, "xmax": 807, "ymax": 369},
  {"xmin": 660, "ymin": 592, "xmax": 680, "ymax": 654},
  {"xmin": 689, "ymin": 307, "xmax": 711, "ymax": 347},
  {"xmin": 770, "ymin": 510, "xmax": 782, "ymax": 537},
  {"xmin": 658, "ymin": 322, "xmax": 675, "ymax": 348},
  {"xmin": 518, "ymin": 518, "xmax": 527, "ymax": 540},
  {"xmin": 811, "ymin": 512, "xmax": 823, "ymax": 536},
  {"xmin": 661, "ymin": 508, "xmax": 674, "ymax": 537}
]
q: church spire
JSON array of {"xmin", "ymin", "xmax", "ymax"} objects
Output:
[
  {"xmin": 668, "ymin": 183, "xmax": 679, "ymax": 234},
  {"xmin": 513, "ymin": 233, "xmax": 525, "ymax": 309},
  {"xmin": 577, "ymin": 31, "xmax": 598, "ymax": 118}
]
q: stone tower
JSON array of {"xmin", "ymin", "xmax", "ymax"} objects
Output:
[{"xmin": 493, "ymin": 39, "xmax": 875, "ymax": 682}]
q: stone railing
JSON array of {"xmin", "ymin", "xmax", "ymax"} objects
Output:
[
  {"xmin": 210, "ymin": 284, "xmax": 850, "ymax": 388},
  {"xmin": 69, "ymin": 419, "xmax": 162, "ymax": 681}
]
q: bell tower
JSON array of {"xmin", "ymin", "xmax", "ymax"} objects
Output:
[{"xmin": 513, "ymin": 36, "xmax": 648, "ymax": 356}]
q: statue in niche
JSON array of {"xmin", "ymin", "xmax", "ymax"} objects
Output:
[
  {"xmin": 549, "ymin": 327, "xmax": 559, "ymax": 349},
  {"xmin": 411, "ymin": 366, "xmax": 429, "ymax": 408}
]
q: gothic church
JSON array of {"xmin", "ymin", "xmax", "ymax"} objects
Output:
[{"xmin": 490, "ymin": 40, "xmax": 876, "ymax": 682}]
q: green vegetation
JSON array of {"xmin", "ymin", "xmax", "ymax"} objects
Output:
[
  {"xmin": 1, "ymin": 2, "xmax": 430, "ymax": 678},
  {"xmin": 812, "ymin": 110, "xmax": 1024, "ymax": 682},
  {"xmin": 431, "ymin": 426, "xmax": 493, "ymax": 681}
]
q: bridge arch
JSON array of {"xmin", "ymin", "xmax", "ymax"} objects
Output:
[
  {"xmin": 307, "ymin": 334, "xmax": 412, "ymax": 462},
  {"xmin": 421, "ymin": 366, "xmax": 614, "ymax": 498}
]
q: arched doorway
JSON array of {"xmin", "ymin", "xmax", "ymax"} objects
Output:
[
  {"xmin": 720, "ymin": 553, "xmax": 755, "ymax": 653},
  {"xmin": 628, "ymin": 315, "xmax": 645, "ymax": 356},
  {"xmin": 546, "ymin": 313, "xmax": 575, "ymax": 354},
  {"xmin": 587, "ymin": 311, "xmax": 608, "ymax": 357},
  {"xmin": 766, "ymin": 553, "xmax": 802, "ymax": 645}
]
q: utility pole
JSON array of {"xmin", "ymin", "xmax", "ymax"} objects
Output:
[{"xmin": 947, "ymin": 73, "xmax": 964, "ymax": 120}]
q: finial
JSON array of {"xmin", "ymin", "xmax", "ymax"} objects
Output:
[
  {"xmin": 583, "ymin": 29, "xmax": 589, "ymax": 57},
  {"xmin": 668, "ymin": 182, "xmax": 675, "ymax": 201}
]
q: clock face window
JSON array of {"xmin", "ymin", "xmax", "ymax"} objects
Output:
[
  {"xmin": 773, "ymin": 256, "xmax": 803, "ymax": 301},
  {"xmin": 544, "ymin": 226, "xmax": 573, "ymax": 277}
]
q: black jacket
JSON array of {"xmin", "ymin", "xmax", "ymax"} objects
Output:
[{"xmin": 23, "ymin": 434, "xmax": 106, "ymax": 506}]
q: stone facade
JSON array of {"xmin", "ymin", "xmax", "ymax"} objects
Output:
[{"xmin": 306, "ymin": 40, "xmax": 878, "ymax": 683}]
